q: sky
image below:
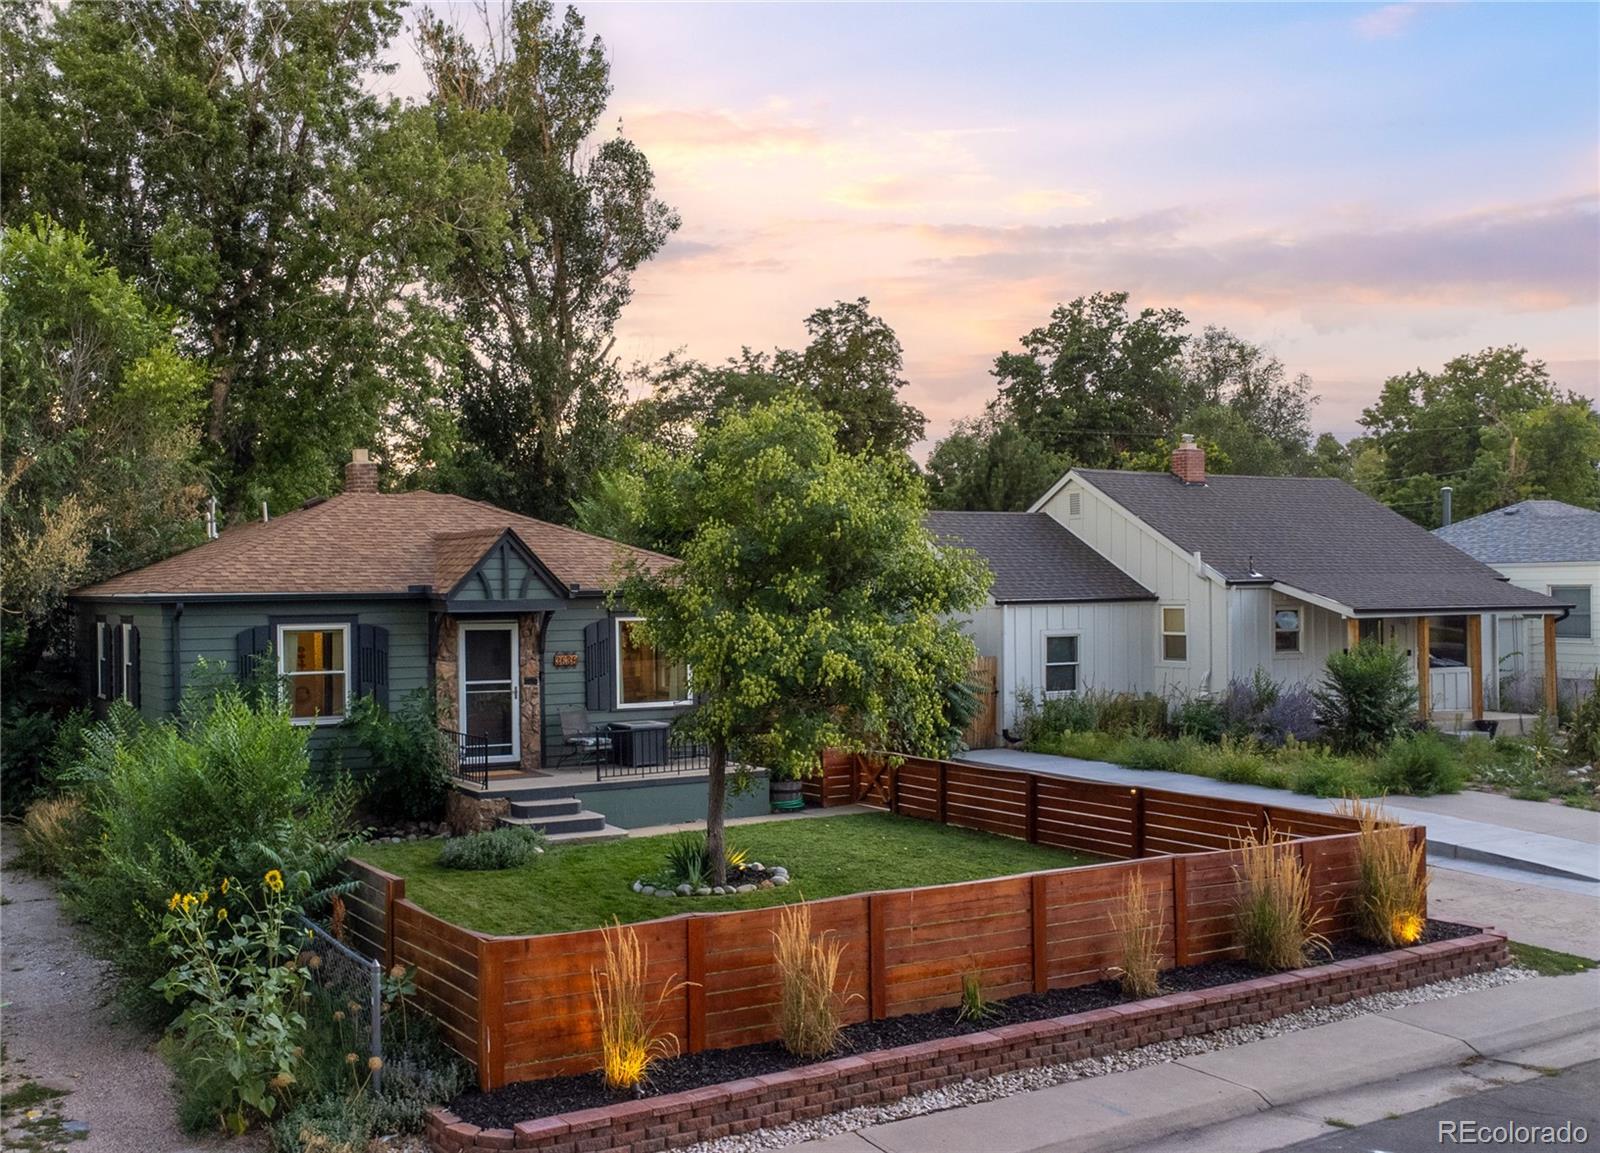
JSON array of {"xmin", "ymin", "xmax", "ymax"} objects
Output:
[{"xmin": 396, "ymin": 2, "xmax": 1600, "ymax": 449}]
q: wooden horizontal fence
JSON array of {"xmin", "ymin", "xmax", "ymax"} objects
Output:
[{"xmin": 348, "ymin": 751, "xmax": 1415, "ymax": 1091}]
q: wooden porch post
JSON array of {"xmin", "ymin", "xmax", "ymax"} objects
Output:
[
  {"xmin": 1544, "ymin": 614, "xmax": 1559, "ymax": 717},
  {"xmin": 1415, "ymin": 617, "xmax": 1431, "ymax": 720},
  {"xmin": 1467, "ymin": 615, "xmax": 1484, "ymax": 722},
  {"xmin": 1345, "ymin": 617, "xmax": 1360, "ymax": 651}
]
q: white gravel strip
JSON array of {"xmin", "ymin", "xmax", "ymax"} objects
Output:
[{"xmin": 685, "ymin": 964, "xmax": 1537, "ymax": 1153}]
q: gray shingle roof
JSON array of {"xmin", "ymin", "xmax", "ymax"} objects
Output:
[
  {"xmin": 1434, "ymin": 500, "xmax": 1600, "ymax": 565},
  {"xmin": 925, "ymin": 511, "xmax": 1154, "ymax": 604},
  {"xmin": 1074, "ymin": 470, "xmax": 1566, "ymax": 615}
]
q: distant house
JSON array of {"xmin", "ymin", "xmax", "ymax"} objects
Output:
[
  {"xmin": 925, "ymin": 511, "xmax": 1155, "ymax": 733},
  {"xmin": 1435, "ymin": 500, "xmax": 1600, "ymax": 698},
  {"xmin": 941, "ymin": 437, "xmax": 1569, "ymax": 737},
  {"xmin": 71, "ymin": 451, "xmax": 690, "ymax": 780}
]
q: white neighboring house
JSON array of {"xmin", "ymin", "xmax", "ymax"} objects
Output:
[
  {"xmin": 1435, "ymin": 501, "xmax": 1599, "ymax": 700},
  {"xmin": 941, "ymin": 437, "xmax": 1569, "ymax": 725},
  {"xmin": 926, "ymin": 511, "xmax": 1156, "ymax": 734}
]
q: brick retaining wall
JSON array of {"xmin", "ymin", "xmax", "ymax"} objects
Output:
[{"xmin": 425, "ymin": 928, "xmax": 1509, "ymax": 1153}]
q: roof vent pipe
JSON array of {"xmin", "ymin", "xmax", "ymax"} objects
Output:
[
  {"xmin": 261, "ymin": 501, "xmax": 270, "ymax": 524},
  {"xmin": 1440, "ymin": 485, "xmax": 1453, "ymax": 527},
  {"xmin": 205, "ymin": 497, "xmax": 218, "ymax": 540}
]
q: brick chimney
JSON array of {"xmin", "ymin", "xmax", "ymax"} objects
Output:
[
  {"xmin": 344, "ymin": 448, "xmax": 379, "ymax": 494},
  {"xmin": 1171, "ymin": 434, "xmax": 1206, "ymax": 485}
]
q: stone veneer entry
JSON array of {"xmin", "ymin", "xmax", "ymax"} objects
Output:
[
  {"xmin": 424, "ymin": 929, "xmax": 1510, "ymax": 1153},
  {"xmin": 434, "ymin": 613, "xmax": 543, "ymax": 775}
]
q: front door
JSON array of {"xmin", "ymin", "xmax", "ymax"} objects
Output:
[{"xmin": 459, "ymin": 622, "xmax": 519, "ymax": 764}]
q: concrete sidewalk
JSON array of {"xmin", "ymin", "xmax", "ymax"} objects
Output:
[
  {"xmin": 796, "ymin": 971, "xmax": 1600, "ymax": 1153},
  {"xmin": 958, "ymin": 748, "xmax": 1600, "ymax": 883}
]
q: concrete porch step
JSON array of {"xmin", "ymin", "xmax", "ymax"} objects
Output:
[
  {"xmin": 507, "ymin": 797, "xmax": 583, "ymax": 820},
  {"xmin": 498, "ymin": 808, "xmax": 608, "ymax": 836}
]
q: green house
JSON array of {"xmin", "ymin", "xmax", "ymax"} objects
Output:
[{"xmin": 70, "ymin": 451, "xmax": 700, "ymax": 803}]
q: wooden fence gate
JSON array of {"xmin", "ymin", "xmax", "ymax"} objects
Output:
[{"xmin": 962, "ymin": 655, "xmax": 999, "ymax": 749}]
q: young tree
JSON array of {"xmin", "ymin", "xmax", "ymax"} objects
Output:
[
  {"xmin": 616, "ymin": 398, "xmax": 990, "ymax": 883},
  {"xmin": 417, "ymin": 0, "xmax": 680, "ymax": 522}
]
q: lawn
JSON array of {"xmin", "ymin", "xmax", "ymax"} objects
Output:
[{"xmin": 355, "ymin": 812, "xmax": 1101, "ymax": 936}]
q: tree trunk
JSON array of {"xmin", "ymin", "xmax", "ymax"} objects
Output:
[{"xmin": 706, "ymin": 738, "xmax": 728, "ymax": 887}]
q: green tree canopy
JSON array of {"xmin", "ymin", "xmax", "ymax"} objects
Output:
[
  {"xmin": 615, "ymin": 397, "xmax": 990, "ymax": 882},
  {"xmin": 924, "ymin": 409, "xmax": 1070, "ymax": 511},
  {"xmin": 4, "ymin": 0, "xmax": 504, "ymax": 510},
  {"xmin": 417, "ymin": 0, "xmax": 680, "ymax": 522},
  {"xmin": 1359, "ymin": 347, "xmax": 1600, "ymax": 525}
]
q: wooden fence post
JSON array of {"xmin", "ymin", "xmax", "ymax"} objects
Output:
[
  {"xmin": 1030, "ymin": 873, "xmax": 1049, "ymax": 994},
  {"xmin": 385, "ymin": 876, "xmax": 405, "ymax": 970},
  {"xmin": 685, "ymin": 916, "xmax": 707, "ymax": 1053},
  {"xmin": 1131, "ymin": 789, "xmax": 1145, "ymax": 859},
  {"xmin": 1172, "ymin": 855, "xmax": 1190, "ymax": 967},
  {"xmin": 476, "ymin": 938, "xmax": 506, "ymax": 1091},
  {"xmin": 1300, "ymin": 839, "xmax": 1320, "ymax": 930},
  {"xmin": 937, "ymin": 761, "xmax": 948, "ymax": 825},
  {"xmin": 867, "ymin": 894, "xmax": 887, "ymax": 1021},
  {"xmin": 888, "ymin": 763, "xmax": 900, "ymax": 814},
  {"xmin": 1026, "ymin": 775, "xmax": 1039, "ymax": 844}
]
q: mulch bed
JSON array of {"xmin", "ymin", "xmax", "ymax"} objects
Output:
[{"xmin": 449, "ymin": 919, "xmax": 1477, "ymax": 1128}]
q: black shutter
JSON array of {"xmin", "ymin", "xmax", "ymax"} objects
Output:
[
  {"xmin": 128, "ymin": 626, "xmax": 142, "ymax": 708},
  {"xmin": 235, "ymin": 625, "xmax": 272, "ymax": 685},
  {"xmin": 94, "ymin": 615, "xmax": 109, "ymax": 699},
  {"xmin": 356, "ymin": 624, "xmax": 390, "ymax": 708},
  {"xmin": 583, "ymin": 618, "xmax": 614, "ymax": 712},
  {"xmin": 110, "ymin": 623, "xmax": 125, "ymax": 702}
]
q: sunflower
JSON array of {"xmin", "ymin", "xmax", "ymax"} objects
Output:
[
  {"xmin": 168, "ymin": 893, "xmax": 181, "ymax": 912},
  {"xmin": 219, "ymin": 878, "xmax": 230, "ymax": 896},
  {"xmin": 263, "ymin": 868, "xmax": 284, "ymax": 893}
]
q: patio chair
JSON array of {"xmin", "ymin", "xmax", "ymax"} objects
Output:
[{"xmin": 558, "ymin": 706, "xmax": 611, "ymax": 767}]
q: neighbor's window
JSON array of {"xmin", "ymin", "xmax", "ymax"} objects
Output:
[
  {"xmin": 1359, "ymin": 618, "xmax": 1383, "ymax": 645},
  {"xmin": 96, "ymin": 620, "xmax": 108, "ymax": 700},
  {"xmin": 1161, "ymin": 606, "xmax": 1188, "ymax": 663},
  {"xmin": 1044, "ymin": 634, "xmax": 1080, "ymax": 695},
  {"xmin": 121, "ymin": 622, "xmax": 135, "ymax": 701},
  {"xmin": 616, "ymin": 618, "xmax": 691, "ymax": 708},
  {"xmin": 1552, "ymin": 586, "xmax": 1592, "ymax": 639},
  {"xmin": 1273, "ymin": 607, "xmax": 1302, "ymax": 654},
  {"xmin": 278, "ymin": 625, "xmax": 348, "ymax": 722}
]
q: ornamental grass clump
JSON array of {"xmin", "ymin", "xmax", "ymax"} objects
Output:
[
  {"xmin": 773, "ymin": 901, "xmax": 852, "ymax": 1057},
  {"xmin": 1338, "ymin": 798, "xmax": 1429, "ymax": 946},
  {"xmin": 1231, "ymin": 830, "xmax": 1329, "ymax": 972},
  {"xmin": 956, "ymin": 961, "xmax": 994, "ymax": 1024},
  {"xmin": 590, "ymin": 920, "xmax": 684, "ymax": 1094},
  {"xmin": 1111, "ymin": 871, "xmax": 1165, "ymax": 998}
]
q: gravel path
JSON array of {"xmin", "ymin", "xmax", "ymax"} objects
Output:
[
  {"xmin": 0, "ymin": 843, "xmax": 238, "ymax": 1153},
  {"xmin": 686, "ymin": 965, "xmax": 1537, "ymax": 1153}
]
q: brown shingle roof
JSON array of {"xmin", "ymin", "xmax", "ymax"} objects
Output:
[{"xmin": 76, "ymin": 492, "xmax": 676, "ymax": 599}]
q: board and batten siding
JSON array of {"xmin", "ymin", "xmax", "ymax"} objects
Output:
[
  {"xmin": 1228, "ymin": 589, "xmax": 1351, "ymax": 689},
  {"xmin": 1038, "ymin": 475, "xmax": 1229, "ymax": 698},
  {"xmin": 1000, "ymin": 601, "xmax": 1153, "ymax": 729},
  {"xmin": 1490, "ymin": 561, "xmax": 1600, "ymax": 679},
  {"xmin": 76, "ymin": 600, "xmax": 172, "ymax": 721}
]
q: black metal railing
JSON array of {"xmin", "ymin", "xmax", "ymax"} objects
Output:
[
  {"xmin": 440, "ymin": 726, "xmax": 492, "ymax": 788},
  {"xmin": 565, "ymin": 723, "xmax": 712, "ymax": 781}
]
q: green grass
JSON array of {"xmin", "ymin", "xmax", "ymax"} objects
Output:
[
  {"xmin": 357, "ymin": 813, "xmax": 1101, "ymax": 936},
  {"xmin": 0, "ymin": 1081, "xmax": 66, "ymax": 1114},
  {"xmin": 1509, "ymin": 941, "xmax": 1599, "ymax": 977}
]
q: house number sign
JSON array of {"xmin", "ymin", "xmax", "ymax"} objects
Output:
[{"xmin": 552, "ymin": 651, "xmax": 579, "ymax": 669}]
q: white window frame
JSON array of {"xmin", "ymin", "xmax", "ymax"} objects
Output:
[
  {"xmin": 1159, "ymin": 604, "xmax": 1188, "ymax": 665},
  {"xmin": 1550, "ymin": 585, "xmax": 1592, "ymax": 640},
  {"xmin": 95, "ymin": 620, "xmax": 108, "ymax": 700},
  {"xmin": 1272, "ymin": 605, "xmax": 1304, "ymax": 655},
  {"xmin": 1042, "ymin": 633, "xmax": 1081, "ymax": 698},
  {"xmin": 120, "ymin": 621, "xmax": 135, "ymax": 702},
  {"xmin": 614, "ymin": 616, "xmax": 694, "ymax": 710},
  {"xmin": 276, "ymin": 623, "xmax": 351, "ymax": 726}
]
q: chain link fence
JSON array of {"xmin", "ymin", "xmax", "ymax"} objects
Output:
[{"xmin": 294, "ymin": 913, "xmax": 383, "ymax": 1092}]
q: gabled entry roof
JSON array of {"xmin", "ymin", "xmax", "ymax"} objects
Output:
[{"xmin": 77, "ymin": 491, "xmax": 676, "ymax": 600}]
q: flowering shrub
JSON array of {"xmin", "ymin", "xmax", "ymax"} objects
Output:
[{"xmin": 153, "ymin": 869, "xmax": 311, "ymax": 1134}]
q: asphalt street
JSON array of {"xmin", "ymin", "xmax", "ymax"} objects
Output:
[{"xmin": 1276, "ymin": 1060, "xmax": 1600, "ymax": 1152}]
